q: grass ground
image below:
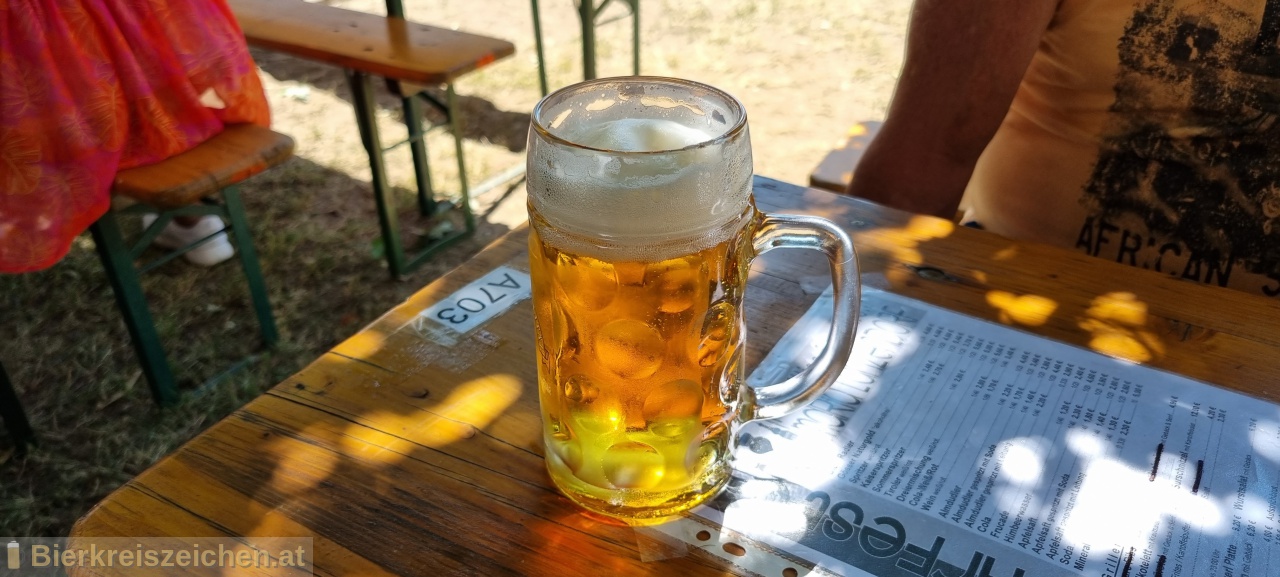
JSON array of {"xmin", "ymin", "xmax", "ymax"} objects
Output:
[{"xmin": 0, "ymin": 0, "xmax": 910, "ymax": 536}]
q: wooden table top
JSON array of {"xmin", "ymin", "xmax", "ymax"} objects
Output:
[{"xmin": 71, "ymin": 176, "xmax": 1280, "ymax": 575}]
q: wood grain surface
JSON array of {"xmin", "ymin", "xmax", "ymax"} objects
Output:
[
  {"xmin": 70, "ymin": 177, "xmax": 1280, "ymax": 576},
  {"xmin": 228, "ymin": 0, "xmax": 515, "ymax": 84},
  {"xmin": 112, "ymin": 125, "xmax": 294, "ymax": 209}
]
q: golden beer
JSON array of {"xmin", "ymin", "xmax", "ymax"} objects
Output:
[
  {"xmin": 527, "ymin": 77, "xmax": 861, "ymax": 525},
  {"xmin": 529, "ymin": 202, "xmax": 757, "ymax": 522}
]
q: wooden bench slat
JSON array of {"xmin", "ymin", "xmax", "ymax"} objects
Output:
[
  {"xmin": 808, "ymin": 120, "xmax": 881, "ymax": 193},
  {"xmin": 228, "ymin": 0, "xmax": 515, "ymax": 84},
  {"xmin": 113, "ymin": 124, "xmax": 294, "ymax": 208}
]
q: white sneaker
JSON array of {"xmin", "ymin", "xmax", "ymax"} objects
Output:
[{"xmin": 140, "ymin": 214, "xmax": 236, "ymax": 266}]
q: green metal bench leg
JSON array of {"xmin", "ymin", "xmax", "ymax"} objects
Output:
[
  {"xmin": 90, "ymin": 211, "xmax": 180, "ymax": 406},
  {"xmin": 0, "ymin": 360, "xmax": 35, "ymax": 454},
  {"xmin": 221, "ymin": 186, "xmax": 279, "ymax": 347},
  {"xmin": 348, "ymin": 69, "xmax": 410, "ymax": 280}
]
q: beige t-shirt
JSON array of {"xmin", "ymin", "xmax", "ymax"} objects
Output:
[{"xmin": 962, "ymin": 0, "xmax": 1280, "ymax": 298}]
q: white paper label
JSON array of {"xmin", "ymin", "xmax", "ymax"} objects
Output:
[{"xmin": 414, "ymin": 266, "xmax": 531, "ymax": 342}]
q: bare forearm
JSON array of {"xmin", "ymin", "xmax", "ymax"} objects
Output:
[
  {"xmin": 849, "ymin": 128, "xmax": 976, "ymax": 219},
  {"xmin": 848, "ymin": 0, "xmax": 1059, "ymax": 217}
]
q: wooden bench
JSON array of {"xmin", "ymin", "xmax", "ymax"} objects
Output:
[
  {"xmin": 96, "ymin": 124, "xmax": 293, "ymax": 405},
  {"xmin": 1, "ymin": 126, "xmax": 291, "ymax": 454},
  {"xmin": 113, "ymin": 124, "xmax": 294, "ymax": 208},
  {"xmin": 228, "ymin": 0, "xmax": 516, "ymax": 279},
  {"xmin": 808, "ymin": 120, "xmax": 881, "ymax": 193}
]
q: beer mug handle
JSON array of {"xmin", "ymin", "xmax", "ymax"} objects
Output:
[{"xmin": 748, "ymin": 213, "xmax": 861, "ymax": 421}]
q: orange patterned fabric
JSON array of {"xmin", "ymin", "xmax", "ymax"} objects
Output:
[{"xmin": 0, "ymin": 0, "xmax": 269, "ymax": 272}]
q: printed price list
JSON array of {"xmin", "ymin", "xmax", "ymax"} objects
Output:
[{"xmin": 731, "ymin": 289, "xmax": 1279, "ymax": 577}]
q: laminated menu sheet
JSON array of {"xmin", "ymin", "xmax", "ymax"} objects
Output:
[{"xmin": 688, "ymin": 288, "xmax": 1280, "ymax": 577}]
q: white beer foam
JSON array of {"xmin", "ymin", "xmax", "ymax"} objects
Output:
[
  {"xmin": 529, "ymin": 116, "xmax": 753, "ymax": 261},
  {"xmin": 572, "ymin": 118, "xmax": 711, "ymax": 152}
]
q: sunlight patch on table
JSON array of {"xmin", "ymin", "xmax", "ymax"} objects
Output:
[
  {"xmin": 863, "ymin": 215, "xmax": 955, "ymax": 270},
  {"xmin": 992, "ymin": 245, "xmax": 1019, "ymax": 261},
  {"xmin": 333, "ymin": 330, "xmax": 388, "ymax": 360},
  {"xmin": 338, "ymin": 373, "xmax": 523, "ymax": 456},
  {"xmin": 1078, "ymin": 292, "xmax": 1163, "ymax": 363},
  {"xmin": 985, "ymin": 291, "xmax": 1057, "ymax": 327},
  {"xmin": 264, "ymin": 431, "xmax": 340, "ymax": 496}
]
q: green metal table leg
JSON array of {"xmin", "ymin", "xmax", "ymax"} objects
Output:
[
  {"xmin": 630, "ymin": 0, "xmax": 640, "ymax": 75},
  {"xmin": 0, "ymin": 360, "xmax": 35, "ymax": 454},
  {"xmin": 348, "ymin": 69, "xmax": 410, "ymax": 280},
  {"xmin": 221, "ymin": 185, "xmax": 278, "ymax": 347},
  {"xmin": 348, "ymin": 0, "xmax": 481, "ymax": 277},
  {"xmin": 90, "ymin": 212, "xmax": 179, "ymax": 406},
  {"xmin": 403, "ymin": 95, "xmax": 437, "ymax": 216},
  {"xmin": 447, "ymin": 83, "xmax": 476, "ymax": 234},
  {"xmin": 533, "ymin": 0, "xmax": 639, "ymax": 89},
  {"xmin": 531, "ymin": 0, "xmax": 549, "ymax": 95},
  {"xmin": 580, "ymin": 0, "xmax": 597, "ymax": 80}
]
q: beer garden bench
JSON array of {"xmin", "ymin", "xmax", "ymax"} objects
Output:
[
  {"xmin": 807, "ymin": 120, "xmax": 881, "ymax": 193},
  {"xmin": 227, "ymin": 0, "xmax": 516, "ymax": 279},
  {"xmin": 3, "ymin": 124, "xmax": 294, "ymax": 455}
]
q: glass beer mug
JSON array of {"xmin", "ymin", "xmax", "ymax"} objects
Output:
[{"xmin": 527, "ymin": 77, "xmax": 861, "ymax": 525}]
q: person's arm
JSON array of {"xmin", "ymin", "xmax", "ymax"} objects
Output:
[{"xmin": 848, "ymin": 0, "xmax": 1060, "ymax": 218}]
